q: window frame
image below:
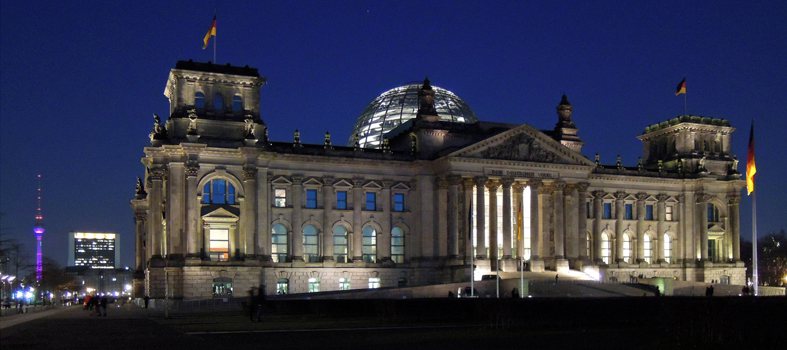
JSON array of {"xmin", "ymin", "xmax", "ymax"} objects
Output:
[
  {"xmin": 336, "ymin": 191, "xmax": 348, "ymax": 210},
  {"xmin": 333, "ymin": 225, "xmax": 349, "ymax": 263},
  {"xmin": 305, "ymin": 189, "xmax": 318, "ymax": 209},
  {"xmin": 391, "ymin": 227, "xmax": 404, "ymax": 263},
  {"xmin": 303, "ymin": 224, "xmax": 320, "ymax": 263},
  {"xmin": 645, "ymin": 204, "xmax": 654, "ymax": 221},
  {"xmin": 274, "ymin": 188, "xmax": 287, "ymax": 208},
  {"xmin": 393, "ymin": 193, "xmax": 405, "ymax": 212},
  {"xmin": 202, "ymin": 179, "xmax": 237, "ymax": 205},
  {"xmin": 271, "ymin": 223, "xmax": 288, "ymax": 263},
  {"xmin": 365, "ymin": 192, "xmax": 377, "ymax": 211},
  {"xmin": 208, "ymin": 228, "xmax": 230, "ymax": 261},
  {"xmin": 603, "ymin": 202, "xmax": 613, "ymax": 219},
  {"xmin": 362, "ymin": 226, "xmax": 377, "ymax": 263}
]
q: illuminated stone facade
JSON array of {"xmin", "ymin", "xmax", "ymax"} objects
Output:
[{"xmin": 131, "ymin": 61, "xmax": 745, "ymax": 299}]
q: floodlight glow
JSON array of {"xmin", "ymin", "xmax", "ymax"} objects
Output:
[{"xmin": 124, "ymin": 284, "xmax": 132, "ymax": 291}]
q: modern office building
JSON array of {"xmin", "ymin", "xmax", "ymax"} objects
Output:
[
  {"xmin": 68, "ymin": 232, "xmax": 120, "ymax": 269},
  {"xmin": 131, "ymin": 60, "xmax": 745, "ymax": 299}
]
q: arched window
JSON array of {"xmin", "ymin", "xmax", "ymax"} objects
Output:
[
  {"xmin": 391, "ymin": 227, "xmax": 404, "ymax": 263},
  {"xmin": 303, "ymin": 224, "xmax": 319, "ymax": 262},
  {"xmin": 362, "ymin": 226, "xmax": 377, "ymax": 263},
  {"xmin": 195, "ymin": 92, "xmax": 205, "ymax": 111},
  {"xmin": 213, "ymin": 93, "xmax": 224, "ymax": 112},
  {"xmin": 663, "ymin": 234, "xmax": 672, "ymax": 263},
  {"xmin": 643, "ymin": 234, "xmax": 652, "ymax": 264},
  {"xmin": 202, "ymin": 179, "xmax": 236, "ymax": 205},
  {"xmin": 622, "ymin": 233, "xmax": 632, "ymax": 263},
  {"xmin": 232, "ymin": 95, "xmax": 243, "ymax": 113},
  {"xmin": 271, "ymin": 224, "xmax": 288, "ymax": 263},
  {"xmin": 333, "ymin": 226, "xmax": 348, "ymax": 263},
  {"xmin": 601, "ymin": 232, "xmax": 611, "ymax": 265}
]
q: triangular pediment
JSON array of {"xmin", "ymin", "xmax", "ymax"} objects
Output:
[
  {"xmin": 392, "ymin": 182, "xmax": 411, "ymax": 191},
  {"xmin": 363, "ymin": 181, "xmax": 383, "ymax": 190},
  {"xmin": 303, "ymin": 177, "xmax": 323, "ymax": 186},
  {"xmin": 446, "ymin": 124, "xmax": 593, "ymax": 166},
  {"xmin": 201, "ymin": 205, "xmax": 240, "ymax": 219},
  {"xmin": 333, "ymin": 179, "xmax": 353, "ymax": 189},
  {"xmin": 271, "ymin": 176, "xmax": 292, "ymax": 185}
]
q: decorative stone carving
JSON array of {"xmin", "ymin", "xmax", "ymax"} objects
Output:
[
  {"xmin": 353, "ymin": 178, "xmax": 365, "ymax": 188},
  {"xmin": 447, "ymin": 175, "xmax": 463, "ymax": 186},
  {"xmin": 500, "ymin": 177, "xmax": 515, "ymax": 188},
  {"xmin": 656, "ymin": 193, "xmax": 669, "ymax": 202},
  {"xmin": 553, "ymin": 180, "xmax": 566, "ymax": 191},
  {"xmin": 614, "ymin": 191, "xmax": 627, "ymax": 200},
  {"xmin": 242, "ymin": 167, "xmax": 258, "ymax": 181},
  {"xmin": 594, "ymin": 153, "xmax": 601, "ymax": 168},
  {"xmin": 382, "ymin": 138, "xmax": 391, "ymax": 153},
  {"xmin": 324, "ymin": 131, "xmax": 333, "ymax": 150},
  {"xmin": 592, "ymin": 190, "xmax": 606, "ymax": 199},
  {"xmin": 727, "ymin": 194, "xmax": 740, "ymax": 205},
  {"xmin": 322, "ymin": 176, "xmax": 335, "ymax": 187},
  {"xmin": 479, "ymin": 133, "xmax": 564, "ymax": 163},
  {"xmin": 696, "ymin": 192, "xmax": 713, "ymax": 203},
  {"xmin": 616, "ymin": 155, "xmax": 622, "ymax": 170},
  {"xmin": 485, "ymin": 179, "xmax": 500, "ymax": 191},
  {"xmin": 291, "ymin": 175, "xmax": 304, "ymax": 184},
  {"xmin": 135, "ymin": 177, "xmax": 147, "ymax": 199},
  {"xmin": 353, "ymin": 133, "xmax": 361, "ymax": 152},
  {"xmin": 576, "ymin": 182, "xmax": 590, "ymax": 193},
  {"xmin": 293, "ymin": 129, "xmax": 302, "ymax": 148},
  {"xmin": 636, "ymin": 192, "xmax": 648, "ymax": 201},
  {"xmin": 187, "ymin": 109, "xmax": 199, "ymax": 135},
  {"xmin": 538, "ymin": 183, "xmax": 554, "ymax": 195},
  {"xmin": 244, "ymin": 116, "xmax": 256, "ymax": 139},
  {"xmin": 417, "ymin": 78, "xmax": 437, "ymax": 116},
  {"xmin": 437, "ymin": 177, "xmax": 449, "ymax": 189},
  {"xmin": 474, "ymin": 176, "xmax": 488, "ymax": 187},
  {"xmin": 149, "ymin": 114, "xmax": 167, "ymax": 144},
  {"xmin": 382, "ymin": 179, "xmax": 394, "ymax": 189},
  {"xmin": 148, "ymin": 167, "xmax": 167, "ymax": 181},
  {"xmin": 185, "ymin": 161, "xmax": 199, "ymax": 178}
]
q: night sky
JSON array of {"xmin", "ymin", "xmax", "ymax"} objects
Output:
[{"xmin": 1, "ymin": 1, "xmax": 785, "ymax": 270}]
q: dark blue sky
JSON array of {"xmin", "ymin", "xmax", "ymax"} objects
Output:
[{"xmin": 1, "ymin": 1, "xmax": 785, "ymax": 269}]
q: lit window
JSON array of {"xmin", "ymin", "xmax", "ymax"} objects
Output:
[
  {"xmin": 195, "ymin": 92, "xmax": 205, "ymax": 111},
  {"xmin": 306, "ymin": 189, "xmax": 318, "ymax": 209},
  {"xmin": 336, "ymin": 191, "xmax": 347, "ymax": 210},
  {"xmin": 586, "ymin": 232, "xmax": 591, "ymax": 257},
  {"xmin": 303, "ymin": 225, "xmax": 319, "ymax": 263},
  {"xmin": 665, "ymin": 205, "xmax": 673, "ymax": 221},
  {"xmin": 393, "ymin": 193, "xmax": 405, "ymax": 212},
  {"xmin": 663, "ymin": 234, "xmax": 672, "ymax": 263},
  {"xmin": 276, "ymin": 278, "xmax": 289, "ymax": 294},
  {"xmin": 643, "ymin": 234, "xmax": 652, "ymax": 264},
  {"xmin": 391, "ymin": 227, "xmax": 404, "ymax": 263},
  {"xmin": 209, "ymin": 228, "xmax": 229, "ymax": 261},
  {"xmin": 232, "ymin": 95, "xmax": 243, "ymax": 113},
  {"xmin": 274, "ymin": 189, "xmax": 287, "ymax": 207},
  {"xmin": 271, "ymin": 224, "xmax": 288, "ymax": 263},
  {"xmin": 622, "ymin": 233, "xmax": 632, "ymax": 263},
  {"xmin": 307, "ymin": 277, "xmax": 320, "ymax": 293},
  {"xmin": 368, "ymin": 277, "xmax": 380, "ymax": 289},
  {"xmin": 603, "ymin": 203, "xmax": 612, "ymax": 219},
  {"xmin": 362, "ymin": 226, "xmax": 377, "ymax": 263},
  {"xmin": 624, "ymin": 204, "xmax": 633, "ymax": 220},
  {"xmin": 601, "ymin": 233, "xmax": 611, "ymax": 264},
  {"xmin": 339, "ymin": 277, "xmax": 350, "ymax": 290},
  {"xmin": 213, "ymin": 93, "xmax": 224, "ymax": 112},
  {"xmin": 645, "ymin": 204, "xmax": 654, "ymax": 220},
  {"xmin": 202, "ymin": 179, "xmax": 236, "ymax": 205},
  {"xmin": 365, "ymin": 192, "xmax": 376, "ymax": 211},
  {"xmin": 333, "ymin": 226, "xmax": 348, "ymax": 263}
]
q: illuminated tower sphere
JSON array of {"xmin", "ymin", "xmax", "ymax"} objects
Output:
[
  {"xmin": 349, "ymin": 83, "xmax": 477, "ymax": 148},
  {"xmin": 34, "ymin": 174, "xmax": 44, "ymax": 282}
]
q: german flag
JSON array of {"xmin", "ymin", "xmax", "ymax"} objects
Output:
[
  {"xmin": 746, "ymin": 121, "xmax": 757, "ymax": 195},
  {"xmin": 202, "ymin": 16, "xmax": 216, "ymax": 49},
  {"xmin": 675, "ymin": 78, "xmax": 687, "ymax": 96}
]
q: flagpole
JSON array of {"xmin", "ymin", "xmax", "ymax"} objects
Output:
[
  {"xmin": 752, "ymin": 189, "xmax": 759, "ymax": 295},
  {"xmin": 683, "ymin": 92, "xmax": 687, "ymax": 115},
  {"xmin": 213, "ymin": 24, "xmax": 217, "ymax": 63}
]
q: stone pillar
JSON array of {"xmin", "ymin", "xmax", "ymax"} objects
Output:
[
  {"xmin": 474, "ymin": 176, "xmax": 488, "ymax": 259},
  {"xmin": 592, "ymin": 191, "xmax": 605, "ymax": 263},
  {"xmin": 563, "ymin": 184, "xmax": 579, "ymax": 262},
  {"xmin": 166, "ymin": 164, "xmax": 184, "ymax": 255},
  {"xmin": 553, "ymin": 181, "xmax": 566, "ymax": 260},
  {"xmin": 513, "ymin": 182, "xmax": 524, "ymax": 259},
  {"xmin": 242, "ymin": 167, "xmax": 258, "ymax": 257},
  {"xmin": 577, "ymin": 183, "xmax": 590, "ymax": 261},
  {"xmin": 257, "ymin": 170, "xmax": 270, "ymax": 260},
  {"xmin": 729, "ymin": 195, "xmax": 741, "ymax": 261},
  {"xmin": 697, "ymin": 193, "xmax": 709, "ymax": 261},
  {"xmin": 322, "ymin": 176, "xmax": 335, "ymax": 261},
  {"xmin": 501, "ymin": 177, "xmax": 513, "ymax": 260},
  {"xmin": 615, "ymin": 191, "xmax": 626, "ymax": 263},
  {"xmin": 679, "ymin": 193, "xmax": 691, "ymax": 263},
  {"xmin": 487, "ymin": 180, "xmax": 499, "ymax": 265},
  {"xmin": 185, "ymin": 163, "xmax": 199, "ymax": 257},
  {"xmin": 656, "ymin": 193, "xmax": 668, "ymax": 263},
  {"xmin": 437, "ymin": 177, "xmax": 449, "ymax": 258},
  {"xmin": 463, "ymin": 178, "xmax": 475, "ymax": 260},
  {"xmin": 134, "ymin": 213, "xmax": 146, "ymax": 271},
  {"xmin": 448, "ymin": 175, "xmax": 462, "ymax": 258},
  {"xmin": 538, "ymin": 184, "xmax": 553, "ymax": 259},
  {"xmin": 636, "ymin": 192, "xmax": 647, "ymax": 263},
  {"xmin": 352, "ymin": 178, "xmax": 364, "ymax": 261},
  {"xmin": 148, "ymin": 167, "xmax": 165, "ymax": 257},
  {"xmin": 529, "ymin": 180, "xmax": 542, "ymax": 260},
  {"xmin": 291, "ymin": 175, "xmax": 304, "ymax": 261},
  {"xmin": 380, "ymin": 180, "xmax": 393, "ymax": 261}
]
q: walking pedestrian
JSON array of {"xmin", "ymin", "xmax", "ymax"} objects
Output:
[
  {"xmin": 143, "ymin": 295, "xmax": 150, "ymax": 309},
  {"xmin": 255, "ymin": 286, "xmax": 266, "ymax": 322}
]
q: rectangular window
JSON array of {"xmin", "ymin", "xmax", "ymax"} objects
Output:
[
  {"xmin": 209, "ymin": 228, "xmax": 229, "ymax": 261},
  {"xmin": 365, "ymin": 192, "xmax": 376, "ymax": 211},
  {"xmin": 393, "ymin": 193, "xmax": 405, "ymax": 212},
  {"xmin": 665, "ymin": 205, "xmax": 673, "ymax": 221},
  {"xmin": 274, "ymin": 189, "xmax": 286, "ymax": 208},
  {"xmin": 339, "ymin": 277, "xmax": 350, "ymax": 291},
  {"xmin": 368, "ymin": 277, "xmax": 380, "ymax": 289},
  {"xmin": 305, "ymin": 189, "xmax": 317, "ymax": 209},
  {"xmin": 603, "ymin": 203, "xmax": 612, "ymax": 219},
  {"xmin": 212, "ymin": 180, "xmax": 226, "ymax": 204},
  {"xmin": 624, "ymin": 204, "xmax": 633, "ymax": 220},
  {"xmin": 336, "ymin": 191, "xmax": 347, "ymax": 210},
  {"xmin": 645, "ymin": 204, "xmax": 654, "ymax": 220},
  {"xmin": 308, "ymin": 278, "xmax": 320, "ymax": 293}
]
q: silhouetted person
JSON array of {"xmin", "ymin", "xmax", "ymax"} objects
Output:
[
  {"xmin": 255, "ymin": 287, "xmax": 266, "ymax": 322},
  {"xmin": 143, "ymin": 295, "xmax": 150, "ymax": 309},
  {"xmin": 99, "ymin": 296, "xmax": 108, "ymax": 316},
  {"xmin": 511, "ymin": 288, "xmax": 520, "ymax": 299},
  {"xmin": 555, "ymin": 274, "xmax": 559, "ymax": 284}
]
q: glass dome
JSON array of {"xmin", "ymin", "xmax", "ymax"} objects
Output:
[{"xmin": 349, "ymin": 83, "xmax": 477, "ymax": 148}]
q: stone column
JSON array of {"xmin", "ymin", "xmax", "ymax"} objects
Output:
[
  {"xmin": 167, "ymin": 164, "xmax": 184, "ymax": 255},
  {"xmin": 729, "ymin": 195, "xmax": 741, "ymax": 261},
  {"xmin": 257, "ymin": 170, "xmax": 270, "ymax": 260},
  {"xmin": 148, "ymin": 167, "xmax": 165, "ymax": 257},
  {"xmin": 563, "ymin": 184, "xmax": 579, "ymax": 262},
  {"xmin": 538, "ymin": 184, "xmax": 553, "ymax": 259},
  {"xmin": 185, "ymin": 163, "xmax": 199, "ymax": 257},
  {"xmin": 291, "ymin": 175, "xmax": 304, "ymax": 261},
  {"xmin": 322, "ymin": 176, "xmax": 335, "ymax": 261},
  {"xmin": 592, "ymin": 190, "xmax": 605, "ymax": 263},
  {"xmin": 577, "ymin": 183, "xmax": 590, "ymax": 261},
  {"xmin": 513, "ymin": 182, "xmax": 524, "ymax": 259},
  {"xmin": 474, "ymin": 176, "xmax": 488, "ymax": 259},
  {"xmin": 501, "ymin": 177, "xmax": 513, "ymax": 260},
  {"xmin": 437, "ymin": 177, "xmax": 449, "ymax": 258},
  {"xmin": 615, "ymin": 191, "xmax": 626, "ymax": 263},
  {"xmin": 656, "ymin": 193, "xmax": 668, "ymax": 263},
  {"xmin": 463, "ymin": 178, "xmax": 475, "ymax": 260},
  {"xmin": 487, "ymin": 180, "xmax": 499, "ymax": 265},
  {"xmin": 529, "ymin": 180, "xmax": 542, "ymax": 260},
  {"xmin": 697, "ymin": 193, "xmax": 710, "ymax": 261},
  {"xmin": 380, "ymin": 180, "xmax": 393, "ymax": 261},
  {"xmin": 242, "ymin": 167, "xmax": 258, "ymax": 257},
  {"xmin": 134, "ymin": 213, "xmax": 146, "ymax": 271},
  {"xmin": 553, "ymin": 181, "xmax": 566, "ymax": 260},
  {"xmin": 448, "ymin": 175, "xmax": 462, "ymax": 258},
  {"xmin": 678, "ymin": 193, "xmax": 690, "ymax": 263},
  {"xmin": 636, "ymin": 192, "xmax": 647, "ymax": 263},
  {"xmin": 352, "ymin": 178, "xmax": 364, "ymax": 261}
]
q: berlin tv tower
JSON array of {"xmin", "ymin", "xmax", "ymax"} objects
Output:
[{"xmin": 33, "ymin": 174, "xmax": 44, "ymax": 282}]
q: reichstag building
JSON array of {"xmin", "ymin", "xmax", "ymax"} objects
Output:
[{"xmin": 131, "ymin": 60, "xmax": 745, "ymax": 299}]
